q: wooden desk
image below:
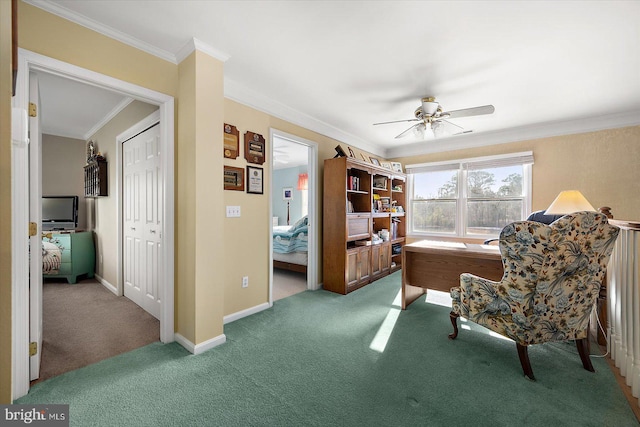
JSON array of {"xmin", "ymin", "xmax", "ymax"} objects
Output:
[{"xmin": 401, "ymin": 240, "xmax": 504, "ymax": 309}]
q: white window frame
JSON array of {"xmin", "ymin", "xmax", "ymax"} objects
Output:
[{"xmin": 407, "ymin": 152, "xmax": 533, "ymax": 240}]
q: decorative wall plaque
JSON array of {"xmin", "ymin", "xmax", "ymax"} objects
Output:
[
  {"xmin": 223, "ymin": 123, "xmax": 239, "ymax": 159},
  {"xmin": 224, "ymin": 166, "xmax": 245, "ymax": 191},
  {"xmin": 244, "ymin": 131, "xmax": 265, "ymax": 165}
]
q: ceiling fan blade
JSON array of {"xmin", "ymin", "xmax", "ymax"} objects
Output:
[
  {"xmin": 445, "ymin": 105, "xmax": 495, "ymax": 119},
  {"xmin": 395, "ymin": 122, "xmax": 425, "ymax": 139},
  {"xmin": 373, "ymin": 118, "xmax": 419, "ymax": 126}
]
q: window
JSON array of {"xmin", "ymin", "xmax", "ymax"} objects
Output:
[{"xmin": 407, "ymin": 152, "xmax": 533, "ymax": 239}]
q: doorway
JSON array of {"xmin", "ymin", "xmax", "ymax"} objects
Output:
[
  {"xmin": 269, "ymin": 130, "xmax": 319, "ymax": 303},
  {"xmin": 12, "ymin": 49, "xmax": 175, "ymax": 399},
  {"xmin": 34, "ymin": 71, "xmax": 162, "ymax": 383}
]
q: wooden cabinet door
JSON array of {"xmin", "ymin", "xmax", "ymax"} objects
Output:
[
  {"xmin": 346, "ymin": 249, "xmax": 359, "ymax": 289},
  {"xmin": 359, "ymin": 246, "xmax": 371, "ymax": 284},
  {"xmin": 371, "ymin": 244, "xmax": 381, "ymax": 277},
  {"xmin": 381, "ymin": 242, "xmax": 391, "ymax": 274}
]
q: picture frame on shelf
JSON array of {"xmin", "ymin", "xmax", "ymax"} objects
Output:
[
  {"xmin": 246, "ymin": 166, "xmax": 263, "ymax": 194},
  {"xmin": 334, "ymin": 145, "xmax": 347, "ymax": 157},
  {"xmin": 360, "ymin": 153, "xmax": 368, "ymax": 162},
  {"xmin": 224, "ymin": 166, "xmax": 245, "ymax": 191},
  {"xmin": 381, "ymin": 162, "xmax": 392, "ymax": 170},
  {"xmin": 391, "ymin": 162, "xmax": 403, "ymax": 173},
  {"xmin": 348, "ymin": 147, "xmax": 356, "ymax": 158},
  {"xmin": 369, "ymin": 157, "xmax": 380, "ymax": 166}
]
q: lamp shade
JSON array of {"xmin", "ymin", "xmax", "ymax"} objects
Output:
[
  {"xmin": 545, "ymin": 190, "xmax": 595, "ymax": 215},
  {"xmin": 297, "ymin": 173, "xmax": 308, "ymax": 191}
]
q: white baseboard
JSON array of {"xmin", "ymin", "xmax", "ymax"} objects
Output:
[
  {"xmin": 223, "ymin": 302, "xmax": 271, "ymax": 324},
  {"xmin": 95, "ymin": 274, "xmax": 118, "ymax": 295},
  {"xmin": 174, "ymin": 332, "xmax": 226, "ymax": 355}
]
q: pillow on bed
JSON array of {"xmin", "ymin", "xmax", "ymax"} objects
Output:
[{"xmin": 291, "ymin": 215, "xmax": 308, "ymax": 232}]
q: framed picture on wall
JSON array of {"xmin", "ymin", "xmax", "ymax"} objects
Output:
[
  {"xmin": 283, "ymin": 187, "xmax": 293, "ymax": 200},
  {"xmin": 224, "ymin": 166, "xmax": 244, "ymax": 191},
  {"xmin": 246, "ymin": 166, "xmax": 263, "ymax": 194}
]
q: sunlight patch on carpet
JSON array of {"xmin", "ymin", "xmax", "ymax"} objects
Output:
[{"xmin": 370, "ymin": 308, "xmax": 401, "ymax": 353}]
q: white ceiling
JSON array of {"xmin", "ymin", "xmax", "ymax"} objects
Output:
[
  {"xmin": 36, "ymin": 71, "xmax": 132, "ymax": 140},
  {"xmin": 273, "ymin": 137, "xmax": 308, "ymax": 170},
  {"xmin": 28, "ymin": 0, "xmax": 640, "ymax": 158}
]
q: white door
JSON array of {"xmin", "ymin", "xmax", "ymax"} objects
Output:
[
  {"xmin": 28, "ymin": 73, "xmax": 43, "ymax": 381},
  {"xmin": 123, "ymin": 123, "xmax": 162, "ymax": 319}
]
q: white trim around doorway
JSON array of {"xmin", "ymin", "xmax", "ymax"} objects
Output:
[
  {"xmin": 269, "ymin": 129, "xmax": 320, "ymax": 306},
  {"xmin": 11, "ymin": 49, "xmax": 175, "ymax": 399}
]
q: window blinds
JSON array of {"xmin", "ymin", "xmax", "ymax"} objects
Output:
[{"xmin": 406, "ymin": 151, "xmax": 533, "ymax": 174}]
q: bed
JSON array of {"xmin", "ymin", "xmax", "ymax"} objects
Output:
[{"xmin": 273, "ymin": 216, "xmax": 308, "ymax": 273}]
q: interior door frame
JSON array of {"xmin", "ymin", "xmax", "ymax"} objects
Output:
[
  {"xmin": 268, "ymin": 129, "xmax": 319, "ymax": 304},
  {"xmin": 28, "ymin": 73, "xmax": 42, "ymax": 381},
  {"xmin": 11, "ymin": 49, "xmax": 175, "ymax": 399}
]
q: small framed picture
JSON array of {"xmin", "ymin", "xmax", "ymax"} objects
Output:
[
  {"xmin": 348, "ymin": 147, "xmax": 356, "ymax": 158},
  {"xmin": 224, "ymin": 166, "xmax": 245, "ymax": 191},
  {"xmin": 360, "ymin": 153, "xmax": 368, "ymax": 162},
  {"xmin": 391, "ymin": 162, "xmax": 403, "ymax": 173},
  {"xmin": 381, "ymin": 162, "xmax": 392, "ymax": 170},
  {"xmin": 370, "ymin": 157, "xmax": 380, "ymax": 166},
  {"xmin": 283, "ymin": 187, "xmax": 293, "ymax": 200},
  {"xmin": 246, "ymin": 166, "xmax": 263, "ymax": 194}
]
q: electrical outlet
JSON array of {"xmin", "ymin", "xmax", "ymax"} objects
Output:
[
  {"xmin": 242, "ymin": 276, "xmax": 249, "ymax": 288},
  {"xmin": 226, "ymin": 206, "xmax": 241, "ymax": 217}
]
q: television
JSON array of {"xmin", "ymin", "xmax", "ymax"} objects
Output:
[{"xmin": 42, "ymin": 196, "xmax": 78, "ymax": 231}]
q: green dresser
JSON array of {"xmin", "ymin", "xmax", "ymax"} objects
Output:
[{"xmin": 43, "ymin": 231, "xmax": 96, "ymax": 284}]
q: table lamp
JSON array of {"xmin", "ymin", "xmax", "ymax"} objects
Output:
[{"xmin": 545, "ymin": 190, "xmax": 595, "ymax": 215}]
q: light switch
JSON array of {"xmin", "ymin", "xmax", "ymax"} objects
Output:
[{"xmin": 226, "ymin": 206, "xmax": 241, "ymax": 217}]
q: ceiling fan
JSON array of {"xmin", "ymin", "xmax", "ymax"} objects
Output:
[{"xmin": 374, "ymin": 97, "xmax": 495, "ymax": 139}]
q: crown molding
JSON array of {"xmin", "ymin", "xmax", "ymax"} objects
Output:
[
  {"xmin": 83, "ymin": 97, "xmax": 134, "ymax": 141},
  {"xmin": 386, "ymin": 110, "xmax": 640, "ymax": 159},
  {"xmin": 24, "ymin": 0, "xmax": 178, "ymax": 63},
  {"xmin": 176, "ymin": 38, "xmax": 230, "ymax": 64},
  {"xmin": 224, "ymin": 78, "xmax": 384, "ymax": 157}
]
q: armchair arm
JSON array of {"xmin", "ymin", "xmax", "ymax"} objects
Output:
[{"xmin": 458, "ymin": 272, "xmax": 534, "ymax": 341}]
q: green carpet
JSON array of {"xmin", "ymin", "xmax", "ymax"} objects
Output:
[{"xmin": 16, "ymin": 272, "xmax": 638, "ymax": 426}]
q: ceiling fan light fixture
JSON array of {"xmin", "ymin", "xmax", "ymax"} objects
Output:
[
  {"xmin": 431, "ymin": 120, "xmax": 446, "ymax": 138},
  {"xmin": 421, "ymin": 97, "xmax": 439, "ymax": 116},
  {"xmin": 412, "ymin": 122, "xmax": 427, "ymax": 138}
]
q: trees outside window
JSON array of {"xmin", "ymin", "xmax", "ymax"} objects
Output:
[{"xmin": 408, "ymin": 153, "xmax": 532, "ymax": 238}]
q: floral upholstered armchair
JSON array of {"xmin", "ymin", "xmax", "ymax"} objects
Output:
[{"xmin": 449, "ymin": 211, "xmax": 619, "ymax": 380}]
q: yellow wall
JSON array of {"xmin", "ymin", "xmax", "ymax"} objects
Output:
[
  {"xmin": 0, "ymin": 0, "xmax": 13, "ymax": 405},
  {"xmin": 176, "ymin": 53, "xmax": 197, "ymax": 342},
  {"xmin": 393, "ymin": 125, "xmax": 640, "ymax": 221},
  {"xmin": 193, "ymin": 51, "xmax": 225, "ymax": 343},
  {"xmin": 222, "ymin": 100, "xmax": 365, "ymax": 314},
  {"xmin": 175, "ymin": 50, "xmax": 226, "ymax": 344},
  {"xmin": 87, "ymin": 101, "xmax": 159, "ymax": 282}
]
